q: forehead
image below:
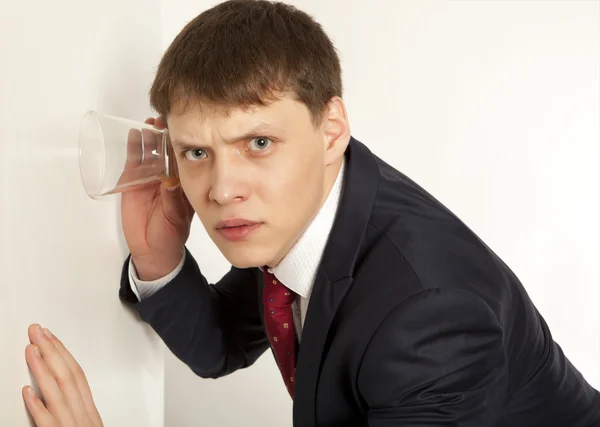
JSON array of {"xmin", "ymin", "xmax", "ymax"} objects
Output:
[{"xmin": 166, "ymin": 95, "xmax": 312, "ymax": 143}]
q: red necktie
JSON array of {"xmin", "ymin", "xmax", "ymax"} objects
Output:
[{"xmin": 263, "ymin": 269, "xmax": 298, "ymax": 398}]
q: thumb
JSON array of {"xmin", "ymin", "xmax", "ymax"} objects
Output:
[
  {"xmin": 160, "ymin": 174, "xmax": 180, "ymax": 192},
  {"xmin": 159, "ymin": 175, "xmax": 188, "ymax": 227}
]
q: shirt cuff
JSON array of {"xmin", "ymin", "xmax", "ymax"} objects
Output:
[{"xmin": 128, "ymin": 251, "xmax": 186, "ymax": 301}]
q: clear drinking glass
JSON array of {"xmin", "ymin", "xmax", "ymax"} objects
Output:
[{"xmin": 78, "ymin": 110, "xmax": 174, "ymax": 199}]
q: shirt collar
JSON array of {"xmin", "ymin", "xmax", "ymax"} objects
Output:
[{"xmin": 265, "ymin": 160, "xmax": 345, "ymax": 299}]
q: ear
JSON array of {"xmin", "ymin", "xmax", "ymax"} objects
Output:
[{"xmin": 322, "ymin": 96, "xmax": 351, "ymax": 166}]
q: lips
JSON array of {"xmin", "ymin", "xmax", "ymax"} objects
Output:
[
  {"xmin": 215, "ymin": 218, "xmax": 262, "ymax": 241},
  {"xmin": 216, "ymin": 218, "xmax": 259, "ymax": 229}
]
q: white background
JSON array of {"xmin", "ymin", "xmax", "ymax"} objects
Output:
[{"xmin": 1, "ymin": 1, "xmax": 597, "ymax": 426}]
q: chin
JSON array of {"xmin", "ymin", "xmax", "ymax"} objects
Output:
[{"xmin": 218, "ymin": 244, "xmax": 271, "ymax": 269}]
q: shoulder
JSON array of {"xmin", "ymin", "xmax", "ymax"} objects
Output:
[{"xmin": 363, "ymin": 182, "xmax": 513, "ymax": 306}]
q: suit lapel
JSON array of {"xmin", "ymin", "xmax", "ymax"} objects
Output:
[
  {"xmin": 293, "ymin": 271, "xmax": 353, "ymax": 426},
  {"xmin": 293, "ymin": 137, "xmax": 380, "ymax": 427}
]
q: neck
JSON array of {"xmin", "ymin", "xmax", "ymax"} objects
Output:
[
  {"xmin": 267, "ymin": 157, "xmax": 345, "ymax": 269},
  {"xmin": 321, "ymin": 157, "xmax": 344, "ymax": 208}
]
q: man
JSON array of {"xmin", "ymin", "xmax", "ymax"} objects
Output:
[{"xmin": 23, "ymin": 0, "xmax": 600, "ymax": 426}]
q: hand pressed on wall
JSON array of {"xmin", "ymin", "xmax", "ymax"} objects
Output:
[{"xmin": 22, "ymin": 324, "xmax": 103, "ymax": 427}]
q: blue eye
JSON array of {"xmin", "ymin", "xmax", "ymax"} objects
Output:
[
  {"xmin": 248, "ymin": 137, "xmax": 272, "ymax": 151},
  {"xmin": 184, "ymin": 149, "xmax": 207, "ymax": 161}
]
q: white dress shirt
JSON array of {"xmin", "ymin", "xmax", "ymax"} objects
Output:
[{"xmin": 129, "ymin": 160, "xmax": 345, "ymax": 341}]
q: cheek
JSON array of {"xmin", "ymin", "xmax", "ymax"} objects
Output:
[
  {"xmin": 179, "ymin": 168, "xmax": 209, "ymax": 206},
  {"xmin": 265, "ymin": 153, "xmax": 324, "ymax": 211}
]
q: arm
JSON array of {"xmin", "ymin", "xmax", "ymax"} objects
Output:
[
  {"xmin": 358, "ymin": 288, "xmax": 508, "ymax": 426},
  {"xmin": 119, "ymin": 247, "xmax": 269, "ymax": 378},
  {"xmin": 127, "ymin": 250, "xmax": 186, "ymax": 301}
]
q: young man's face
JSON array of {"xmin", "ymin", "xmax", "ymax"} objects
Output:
[{"xmin": 167, "ymin": 94, "xmax": 349, "ymax": 268}]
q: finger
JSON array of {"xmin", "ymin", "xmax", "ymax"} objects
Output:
[
  {"xmin": 166, "ymin": 142, "xmax": 180, "ymax": 179},
  {"xmin": 144, "ymin": 117, "xmax": 155, "ymax": 125},
  {"xmin": 154, "ymin": 116, "xmax": 167, "ymax": 129},
  {"xmin": 159, "ymin": 173, "xmax": 180, "ymax": 191},
  {"xmin": 29, "ymin": 325, "xmax": 86, "ymax": 422},
  {"xmin": 43, "ymin": 329, "xmax": 103, "ymax": 422},
  {"xmin": 22, "ymin": 385, "xmax": 59, "ymax": 427},
  {"xmin": 159, "ymin": 171, "xmax": 194, "ymax": 220},
  {"xmin": 25, "ymin": 343, "xmax": 75, "ymax": 426},
  {"xmin": 159, "ymin": 174, "xmax": 182, "ymax": 223},
  {"xmin": 141, "ymin": 128, "xmax": 163, "ymax": 172},
  {"xmin": 117, "ymin": 129, "xmax": 144, "ymax": 188},
  {"xmin": 159, "ymin": 175, "xmax": 195, "ymax": 227}
]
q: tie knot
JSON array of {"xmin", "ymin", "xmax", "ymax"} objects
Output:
[{"xmin": 263, "ymin": 269, "xmax": 296, "ymax": 307}]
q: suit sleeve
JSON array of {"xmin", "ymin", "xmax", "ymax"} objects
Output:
[
  {"xmin": 119, "ymin": 247, "xmax": 269, "ymax": 378},
  {"xmin": 358, "ymin": 288, "xmax": 508, "ymax": 426}
]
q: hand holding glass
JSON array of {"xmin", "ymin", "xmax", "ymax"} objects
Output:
[{"xmin": 78, "ymin": 111, "xmax": 175, "ymax": 199}]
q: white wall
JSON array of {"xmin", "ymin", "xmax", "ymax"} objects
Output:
[
  {"xmin": 0, "ymin": 0, "xmax": 166, "ymax": 425},
  {"xmin": 159, "ymin": 1, "xmax": 599, "ymax": 426}
]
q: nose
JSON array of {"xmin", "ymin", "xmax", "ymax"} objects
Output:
[{"xmin": 208, "ymin": 153, "xmax": 250, "ymax": 205}]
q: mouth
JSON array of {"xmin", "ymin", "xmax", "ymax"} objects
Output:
[{"xmin": 215, "ymin": 218, "xmax": 263, "ymax": 241}]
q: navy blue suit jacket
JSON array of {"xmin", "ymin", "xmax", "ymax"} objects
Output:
[{"xmin": 120, "ymin": 137, "xmax": 600, "ymax": 426}]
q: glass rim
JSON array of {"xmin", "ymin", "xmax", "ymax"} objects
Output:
[{"xmin": 78, "ymin": 110, "xmax": 106, "ymax": 199}]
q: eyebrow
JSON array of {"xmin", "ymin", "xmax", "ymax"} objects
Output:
[{"xmin": 171, "ymin": 121, "xmax": 285, "ymax": 150}]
